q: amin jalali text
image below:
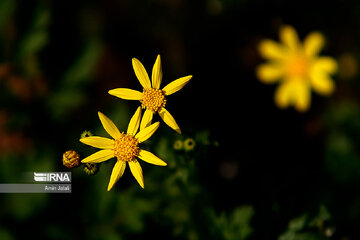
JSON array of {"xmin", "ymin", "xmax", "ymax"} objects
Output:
[{"xmin": 44, "ymin": 185, "xmax": 70, "ymax": 192}]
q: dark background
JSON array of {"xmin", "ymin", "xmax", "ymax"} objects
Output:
[{"xmin": 1, "ymin": 0, "xmax": 360, "ymax": 239}]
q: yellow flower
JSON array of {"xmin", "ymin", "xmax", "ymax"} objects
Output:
[
  {"xmin": 108, "ymin": 55, "xmax": 192, "ymax": 134},
  {"xmin": 80, "ymin": 107, "xmax": 167, "ymax": 190},
  {"xmin": 256, "ymin": 25, "xmax": 338, "ymax": 112}
]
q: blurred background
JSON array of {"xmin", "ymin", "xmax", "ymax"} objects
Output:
[{"xmin": 1, "ymin": 0, "xmax": 360, "ymax": 239}]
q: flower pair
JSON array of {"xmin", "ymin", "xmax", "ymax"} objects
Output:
[{"xmin": 80, "ymin": 55, "xmax": 192, "ymax": 190}]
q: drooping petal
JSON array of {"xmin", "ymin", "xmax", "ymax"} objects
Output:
[
  {"xmin": 258, "ymin": 39, "xmax": 288, "ymax": 60},
  {"xmin": 279, "ymin": 25, "xmax": 300, "ymax": 51},
  {"xmin": 98, "ymin": 112, "xmax": 121, "ymax": 139},
  {"xmin": 127, "ymin": 107, "xmax": 142, "ymax": 136},
  {"xmin": 311, "ymin": 57, "xmax": 338, "ymax": 74},
  {"xmin": 135, "ymin": 121, "xmax": 160, "ymax": 143},
  {"xmin": 81, "ymin": 149, "xmax": 114, "ymax": 163},
  {"xmin": 256, "ymin": 63, "xmax": 284, "ymax": 83},
  {"xmin": 304, "ymin": 32, "xmax": 325, "ymax": 57},
  {"xmin": 107, "ymin": 160, "xmax": 126, "ymax": 191},
  {"xmin": 162, "ymin": 75, "xmax": 192, "ymax": 96},
  {"xmin": 140, "ymin": 109, "xmax": 153, "ymax": 131},
  {"xmin": 151, "ymin": 55, "xmax": 162, "ymax": 89},
  {"xmin": 274, "ymin": 80, "xmax": 298, "ymax": 109},
  {"xmin": 310, "ymin": 70, "xmax": 335, "ymax": 96},
  {"xmin": 129, "ymin": 160, "xmax": 144, "ymax": 188},
  {"xmin": 80, "ymin": 136, "xmax": 114, "ymax": 149},
  {"xmin": 158, "ymin": 108, "xmax": 181, "ymax": 134},
  {"xmin": 293, "ymin": 81, "xmax": 311, "ymax": 112},
  {"xmin": 108, "ymin": 88, "xmax": 143, "ymax": 100},
  {"xmin": 138, "ymin": 149, "xmax": 167, "ymax": 166},
  {"xmin": 132, "ymin": 58, "xmax": 151, "ymax": 89}
]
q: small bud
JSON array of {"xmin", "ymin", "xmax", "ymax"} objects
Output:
[
  {"xmin": 83, "ymin": 163, "xmax": 99, "ymax": 176},
  {"xmin": 183, "ymin": 138, "xmax": 196, "ymax": 151},
  {"xmin": 81, "ymin": 130, "xmax": 93, "ymax": 139},
  {"xmin": 173, "ymin": 139, "xmax": 183, "ymax": 150},
  {"xmin": 63, "ymin": 150, "xmax": 80, "ymax": 168}
]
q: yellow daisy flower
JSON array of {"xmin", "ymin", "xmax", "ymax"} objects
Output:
[
  {"xmin": 80, "ymin": 107, "xmax": 167, "ymax": 190},
  {"xmin": 108, "ymin": 55, "xmax": 192, "ymax": 134},
  {"xmin": 256, "ymin": 25, "xmax": 338, "ymax": 112}
]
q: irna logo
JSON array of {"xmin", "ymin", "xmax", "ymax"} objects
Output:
[{"xmin": 34, "ymin": 172, "xmax": 71, "ymax": 182}]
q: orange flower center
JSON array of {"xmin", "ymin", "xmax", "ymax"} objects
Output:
[
  {"xmin": 113, "ymin": 133, "xmax": 139, "ymax": 162},
  {"xmin": 140, "ymin": 88, "xmax": 166, "ymax": 112},
  {"xmin": 286, "ymin": 55, "xmax": 309, "ymax": 78}
]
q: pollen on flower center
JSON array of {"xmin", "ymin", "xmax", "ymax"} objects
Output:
[
  {"xmin": 113, "ymin": 133, "xmax": 139, "ymax": 162},
  {"xmin": 140, "ymin": 88, "xmax": 166, "ymax": 112},
  {"xmin": 286, "ymin": 55, "xmax": 309, "ymax": 77}
]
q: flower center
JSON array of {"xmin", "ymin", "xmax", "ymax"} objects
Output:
[
  {"xmin": 140, "ymin": 88, "xmax": 166, "ymax": 112},
  {"xmin": 113, "ymin": 133, "xmax": 139, "ymax": 162},
  {"xmin": 286, "ymin": 55, "xmax": 308, "ymax": 78}
]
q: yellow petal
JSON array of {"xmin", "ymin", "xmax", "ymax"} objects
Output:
[
  {"xmin": 107, "ymin": 160, "xmax": 126, "ymax": 191},
  {"xmin": 151, "ymin": 54, "xmax": 162, "ymax": 89},
  {"xmin": 132, "ymin": 58, "xmax": 151, "ymax": 89},
  {"xmin": 129, "ymin": 160, "xmax": 144, "ymax": 188},
  {"xmin": 108, "ymin": 88, "xmax": 143, "ymax": 100},
  {"xmin": 256, "ymin": 63, "xmax": 284, "ymax": 83},
  {"xmin": 275, "ymin": 82, "xmax": 291, "ymax": 109},
  {"xmin": 162, "ymin": 75, "xmax": 192, "ymax": 96},
  {"xmin": 135, "ymin": 121, "xmax": 160, "ymax": 143},
  {"xmin": 275, "ymin": 80, "xmax": 309, "ymax": 110},
  {"xmin": 140, "ymin": 109, "xmax": 153, "ymax": 131},
  {"xmin": 98, "ymin": 112, "xmax": 121, "ymax": 139},
  {"xmin": 279, "ymin": 25, "xmax": 299, "ymax": 51},
  {"xmin": 304, "ymin": 31, "xmax": 325, "ymax": 57},
  {"xmin": 81, "ymin": 149, "xmax": 114, "ymax": 163},
  {"xmin": 293, "ymin": 81, "xmax": 311, "ymax": 112},
  {"xmin": 310, "ymin": 71, "xmax": 335, "ymax": 95},
  {"xmin": 158, "ymin": 108, "xmax": 181, "ymax": 134},
  {"xmin": 138, "ymin": 149, "xmax": 167, "ymax": 166},
  {"xmin": 311, "ymin": 57, "xmax": 338, "ymax": 74},
  {"xmin": 127, "ymin": 107, "xmax": 142, "ymax": 135},
  {"xmin": 80, "ymin": 136, "xmax": 114, "ymax": 149},
  {"xmin": 258, "ymin": 39, "xmax": 288, "ymax": 60}
]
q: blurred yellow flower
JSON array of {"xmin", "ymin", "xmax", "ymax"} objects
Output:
[
  {"xmin": 256, "ymin": 25, "xmax": 338, "ymax": 112},
  {"xmin": 109, "ymin": 55, "xmax": 192, "ymax": 133},
  {"xmin": 80, "ymin": 107, "xmax": 167, "ymax": 190}
]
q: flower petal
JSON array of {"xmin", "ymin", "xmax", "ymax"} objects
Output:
[
  {"xmin": 127, "ymin": 107, "xmax": 142, "ymax": 136},
  {"xmin": 80, "ymin": 136, "xmax": 114, "ymax": 149},
  {"xmin": 81, "ymin": 149, "xmax": 114, "ymax": 163},
  {"xmin": 304, "ymin": 31, "xmax": 325, "ymax": 57},
  {"xmin": 138, "ymin": 149, "xmax": 167, "ymax": 166},
  {"xmin": 132, "ymin": 58, "xmax": 151, "ymax": 89},
  {"xmin": 293, "ymin": 81, "xmax": 311, "ymax": 112},
  {"xmin": 98, "ymin": 112, "xmax": 121, "ymax": 139},
  {"xmin": 129, "ymin": 160, "xmax": 144, "ymax": 188},
  {"xmin": 311, "ymin": 57, "xmax": 338, "ymax": 74},
  {"xmin": 158, "ymin": 108, "xmax": 181, "ymax": 134},
  {"xmin": 162, "ymin": 75, "xmax": 192, "ymax": 96},
  {"xmin": 275, "ymin": 80, "xmax": 311, "ymax": 112},
  {"xmin": 140, "ymin": 109, "xmax": 154, "ymax": 131},
  {"xmin": 258, "ymin": 39, "xmax": 288, "ymax": 60},
  {"xmin": 279, "ymin": 25, "xmax": 300, "ymax": 51},
  {"xmin": 310, "ymin": 70, "xmax": 335, "ymax": 96},
  {"xmin": 256, "ymin": 63, "xmax": 284, "ymax": 83},
  {"xmin": 135, "ymin": 121, "xmax": 160, "ymax": 143},
  {"xmin": 151, "ymin": 54, "xmax": 162, "ymax": 89},
  {"xmin": 107, "ymin": 160, "xmax": 126, "ymax": 191},
  {"xmin": 108, "ymin": 88, "xmax": 143, "ymax": 100}
]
